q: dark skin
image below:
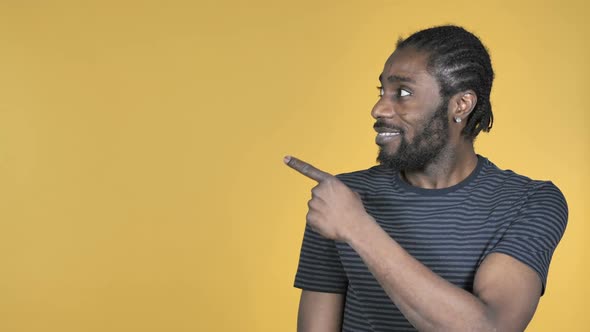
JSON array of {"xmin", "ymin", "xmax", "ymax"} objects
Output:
[{"xmin": 286, "ymin": 47, "xmax": 542, "ymax": 332}]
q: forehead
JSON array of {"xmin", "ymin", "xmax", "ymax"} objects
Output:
[{"xmin": 380, "ymin": 47, "xmax": 437, "ymax": 86}]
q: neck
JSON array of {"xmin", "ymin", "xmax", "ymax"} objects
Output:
[{"xmin": 401, "ymin": 142, "xmax": 478, "ymax": 189}]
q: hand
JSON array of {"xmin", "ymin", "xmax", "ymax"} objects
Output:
[{"xmin": 284, "ymin": 155, "xmax": 373, "ymax": 242}]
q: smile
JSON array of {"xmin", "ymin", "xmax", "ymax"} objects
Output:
[
  {"xmin": 377, "ymin": 132, "xmax": 400, "ymax": 137},
  {"xmin": 375, "ymin": 131, "xmax": 401, "ymax": 145}
]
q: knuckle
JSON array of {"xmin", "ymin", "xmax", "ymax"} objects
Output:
[
  {"xmin": 325, "ymin": 176, "xmax": 337, "ymax": 186},
  {"xmin": 312, "ymin": 184, "xmax": 324, "ymax": 195},
  {"xmin": 301, "ymin": 164, "xmax": 310, "ymax": 174},
  {"xmin": 309, "ymin": 198, "xmax": 321, "ymax": 209}
]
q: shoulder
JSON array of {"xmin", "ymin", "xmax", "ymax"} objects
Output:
[
  {"xmin": 519, "ymin": 180, "xmax": 568, "ymax": 233},
  {"xmin": 335, "ymin": 165, "xmax": 392, "ymax": 193},
  {"xmin": 480, "ymin": 157, "xmax": 568, "ymax": 224},
  {"xmin": 478, "ymin": 157, "xmax": 533, "ymax": 187},
  {"xmin": 479, "ymin": 157, "xmax": 566, "ymax": 198}
]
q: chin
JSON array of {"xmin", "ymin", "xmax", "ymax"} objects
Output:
[
  {"xmin": 376, "ymin": 147, "xmax": 399, "ymax": 167},
  {"xmin": 377, "ymin": 143, "xmax": 400, "ymax": 157}
]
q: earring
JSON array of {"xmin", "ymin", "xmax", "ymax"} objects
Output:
[{"xmin": 454, "ymin": 117, "xmax": 462, "ymax": 123}]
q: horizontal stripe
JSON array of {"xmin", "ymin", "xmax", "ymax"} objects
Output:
[{"xmin": 294, "ymin": 156, "xmax": 568, "ymax": 331}]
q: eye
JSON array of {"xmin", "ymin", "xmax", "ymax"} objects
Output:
[
  {"xmin": 399, "ymin": 88, "xmax": 411, "ymax": 97},
  {"xmin": 377, "ymin": 86, "xmax": 384, "ymax": 97}
]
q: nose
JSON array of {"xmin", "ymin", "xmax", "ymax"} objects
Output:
[{"xmin": 371, "ymin": 98, "xmax": 395, "ymax": 120}]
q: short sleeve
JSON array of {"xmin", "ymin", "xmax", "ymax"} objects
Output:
[
  {"xmin": 294, "ymin": 224, "xmax": 348, "ymax": 294},
  {"xmin": 488, "ymin": 181, "xmax": 568, "ymax": 294}
]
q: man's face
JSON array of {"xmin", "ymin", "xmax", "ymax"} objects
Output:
[{"xmin": 371, "ymin": 47, "xmax": 450, "ymax": 171}]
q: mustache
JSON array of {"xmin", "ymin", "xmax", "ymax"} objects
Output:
[{"xmin": 373, "ymin": 120, "xmax": 404, "ymax": 133}]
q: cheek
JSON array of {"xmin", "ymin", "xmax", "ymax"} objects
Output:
[
  {"xmin": 400, "ymin": 115, "xmax": 424, "ymax": 139},
  {"xmin": 402, "ymin": 116, "xmax": 433, "ymax": 142}
]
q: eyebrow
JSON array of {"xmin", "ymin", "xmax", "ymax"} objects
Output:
[{"xmin": 378, "ymin": 74, "xmax": 417, "ymax": 84}]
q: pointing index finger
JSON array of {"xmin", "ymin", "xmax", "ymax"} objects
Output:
[{"xmin": 284, "ymin": 155, "xmax": 332, "ymax": 182}]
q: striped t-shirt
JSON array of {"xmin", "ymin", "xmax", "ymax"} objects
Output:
[{"xmin": 294, "ymin": 156, "xmax": 568, "ymax": 332}]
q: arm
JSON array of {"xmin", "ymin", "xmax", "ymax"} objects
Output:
[
  {"xmin": 349, "ymin": 217, "xmax": 541, "ymax": 331},
  {"xmin": 285, "ymin": 157, "xmax": 565, "ymax": 331},
  {"xmin": 297, "ymin": 290, "xmax": 345, "ymax": 332}
]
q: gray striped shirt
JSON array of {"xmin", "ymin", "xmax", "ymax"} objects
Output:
[{"xmin": 294, "ymin": 156, "xmax": 568, "ymax": 331}]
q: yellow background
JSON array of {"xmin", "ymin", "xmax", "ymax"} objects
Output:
[{"xmin": 0, "ymin": 1, "xmax": 587, "ymax": 331}]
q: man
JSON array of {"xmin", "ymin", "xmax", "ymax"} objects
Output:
[{"xmin": 285, "ymin": 25, "xmax": 568, "ymax": 332}]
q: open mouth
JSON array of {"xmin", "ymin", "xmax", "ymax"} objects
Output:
[
  {"xmin": 375, "ymin": 130, "xmax": 401, "ymax": 145},
  {"xmin": 377, "ymin": 132, "xmax": 400, "ymax": 137}
]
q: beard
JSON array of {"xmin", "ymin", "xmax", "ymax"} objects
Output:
[{"xmin": 376, "ymin": 102, "xmax": 450, "ymax": 171}]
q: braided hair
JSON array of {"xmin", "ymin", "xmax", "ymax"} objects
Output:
[{"xmin": 396, "ymin": 25, "xmax": 494, "ymax": 140}]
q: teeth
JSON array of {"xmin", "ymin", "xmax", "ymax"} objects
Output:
[{"xmin": 378, "ymin": 132, "xmax": 400, "ymax": 136}]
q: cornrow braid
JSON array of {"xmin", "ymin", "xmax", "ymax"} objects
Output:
[{"xmin": 396, "ymin": 25, "xmax": 494, "ymax": 140}]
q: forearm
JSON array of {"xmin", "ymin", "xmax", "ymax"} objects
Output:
[{"xmin": 347, "ymin": 217, "xmax": 496, "ymax": 332}]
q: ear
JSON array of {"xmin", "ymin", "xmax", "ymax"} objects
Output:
[{"xmin": 450, "ymin": 90, "xmax": 477, "ymax": 122}]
